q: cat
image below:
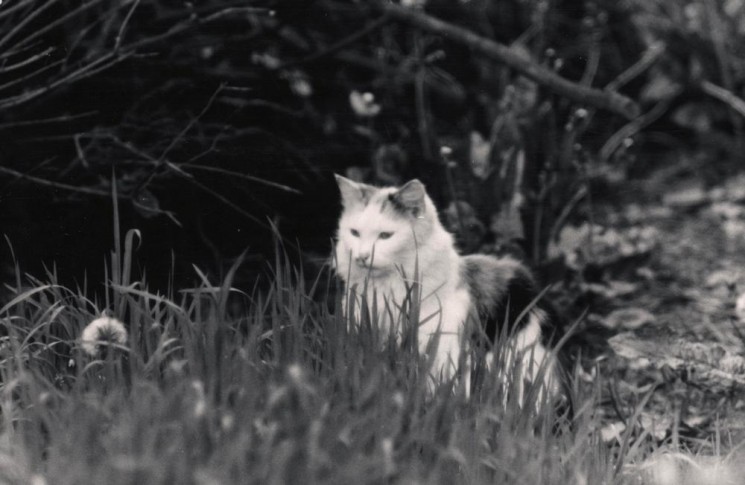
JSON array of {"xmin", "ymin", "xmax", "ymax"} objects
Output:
[{"xmin": 333, "ymin": 174, "xmax": 562, "ymax": 404}]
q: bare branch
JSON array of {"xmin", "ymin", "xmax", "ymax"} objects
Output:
[
  {"xmin": 378, "ymin": 3, "xmax": 640, "ymax": 120},
  {"xmin": 0, "ymin": 58, "xmax": 65, "ymax": 93},
  {"xmin": 0, "ymin": 111, "xmax": 97, "ymax": 130},
  {"xmin": 180, "ymin": 164, "xmax": 302, "ymax": 195},
  {"xmin": 0, "ymin": 164, "xmax": 111, "ymax": 197},
  {"xmin": 700, "ymin": 80, "xmax": 745, "ymax": 120},
  {"xmin": 5, "ymin": 0, "xmax": 105, "ymax": 53},
  {"xmin": 0, "ymin": 165, "xmax": 180, "ymax": 222},
  {"xmin": 606, "ymin": 42, "xmax": 665, "ymax": 92},
  {"xmin": 0, "ymin": 0, "xmax": 35, "ymax": 22},
  {"xmin": 0, "ymin": 51, "xmax": 131, "ymax": 109},
  {"xmin": 159, "ymin": 84, "xmax": 225, "ymax": 162},
  {"xmin": 600, "ymin": 88, "xmax": 682, "ymax": 161},
  {"xmin": 279, "ymin": 14, "xmax": 390, "ymax": 69},
  {"xmin": 115, "ymin": 0, "xmax": 141, "ymax": 51},
  {"xmin": 0, "ymin": 0, "xmax": 64, "ymax": 52},
  {"xmin": 0, "ymin": 47, "xmax": 56, "ymax": 73}
]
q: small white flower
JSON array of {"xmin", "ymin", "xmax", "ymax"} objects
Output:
[
  {"xmin": 221, "ymin": 412, "xmax": 235, "ymax": 431},
  {"xmin": 192, "ymin": 380, "xmax": 207, "ymax": 418},
  {"xmin": 200, "ymin": 46, "xmax": 214, "ymax": 60},
  {"xmin": 80, "ymin": 316, "xmax": 128, "ymax": 356},
  {"xmin": 287, "ymin": 71, "xmax": 313, "ymax": 97},
  {"xmin": 287, "ymin": 363, "xmax": 304, "ymax": 383},
  {"xmin": 251, "ymin": 52, "xmax": 280, "ymax": 69},
  {"xmin": 381, "ymin": 437, "xmax": 396, "ymax": 476},
  {"xmin": 349, "ymin": 90, "xmax": 381, "ymax": 117}
]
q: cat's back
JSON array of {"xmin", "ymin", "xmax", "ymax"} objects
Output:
[{"xmin": 460, "ymin": 253, "xmax": 547, "ymax": 341}]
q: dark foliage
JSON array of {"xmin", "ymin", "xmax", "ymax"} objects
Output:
[{"xmin": 1, "ymin": 0, "xmax": 743, "ymax": 289}]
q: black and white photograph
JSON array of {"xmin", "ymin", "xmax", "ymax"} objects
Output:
[{"xmin": 1, "ymin": 0, "xmax": 745, "ymax": 483}]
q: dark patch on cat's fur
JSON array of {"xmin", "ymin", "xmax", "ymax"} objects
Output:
[
  {"xmin": 461, "ymin": 256, "xmax": 553, "ymax": 346},
  {"xmin": 387, "ymin": 192, "xmax": 414, "ymax": 216}
]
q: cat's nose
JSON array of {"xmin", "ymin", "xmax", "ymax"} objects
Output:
[{"xmin": 355, "ymin": 253, "xmax": 370, "ymax": 265}]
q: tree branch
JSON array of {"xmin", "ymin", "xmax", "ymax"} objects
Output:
[
  {"xmin": 700, "ymin": 80, "xmax": 745, "ymax": 120},
  {"xmin": 378, "ymin": 3, "xmax": 640, "ymax": 120}
]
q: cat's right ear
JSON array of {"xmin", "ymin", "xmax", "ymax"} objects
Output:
[{"xmin": 335, "ymin": 174, "xmax": 374, "ymax": 208}]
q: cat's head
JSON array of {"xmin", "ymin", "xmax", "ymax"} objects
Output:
[{"xmin": 334, "ymin": 174, "xmax": 436, "ymax": 279}]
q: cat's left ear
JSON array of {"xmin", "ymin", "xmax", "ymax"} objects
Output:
[{"xmin": 390, "ymin": 179, "xmax": 426, "ymax": 218}]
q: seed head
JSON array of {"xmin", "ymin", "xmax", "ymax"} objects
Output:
[{"xmin": 81, "ymin": 316, "xmax": 128, "ymax": 356}]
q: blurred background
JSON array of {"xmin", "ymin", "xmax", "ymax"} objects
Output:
[{"xmin": 1, "ymin": 0, "xmax": 743, "ymax": 290}]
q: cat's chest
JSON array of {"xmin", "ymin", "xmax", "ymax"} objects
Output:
[{"xmin": 350, "ymin": 274, "xmax": 466, "ymax": 319}]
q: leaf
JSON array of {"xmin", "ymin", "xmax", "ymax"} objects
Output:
[
  {"xmin": 602, "ymin": 308, "xmax": 655, "ymax": 330},
  {"xmin": 582, "ymin": 280, "xmax": 639, "ymax": 300},
  {"xmin": 469, "ymin": 131, "xmax": 492, "ymax": 180},
  {"xmin": 490, "ymin": 201, "xmax": 524, "ymax": 242},
  {"xmin": 599, "ymin": 421, "xmax": 626, "ymax": 443},
  {"xmin": 640, "ymin": 69, "xmax": 682, "ymax": 103},
  {"xmin": 736, "ymin": 292, "xmax": 745, "ymax": 323},
  {"xmin": 640, "ymin": 412, "xmax": 672, "ymax": 440},
  {"xmin": 671, "ymin": 103, "xmax": 713, "ymax": 132},
  {"xmin": 704, "ymin": 269, "xmax": 740, "ymax": 288},
  {"xmin": 609, "ymin": 332, "xmax": 745, "ymax": 392},
  {"xmin": 662, "ymin": 185, "xmax": 708, "ymax": 209},
  {"xmin": 548, "ymin": 223, "xmax": 659, "ymax": 270}
]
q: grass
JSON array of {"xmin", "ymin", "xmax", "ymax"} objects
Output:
[{"xmin": 0, "ymin": 220, "xmax": 740, "ymax": 485}]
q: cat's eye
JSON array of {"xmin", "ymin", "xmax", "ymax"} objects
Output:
[
  {"xmin": 350, "ymin": 229, "xmax": 360, "ymax": 237},
  {"xmin": 378, "ymin": 231, "xmax": 393, "ymax": 240}
]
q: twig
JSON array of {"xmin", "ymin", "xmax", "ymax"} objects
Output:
[
  {"xmin": 180, "ymin": 164, "xmax": 302, "ymax": 194},
  {"xmin": 548, "ymin": 185, "xmax": 587, "ymax": 245},
  {"xmin": 1, "ymin": 6, "xmax": 264, "ymax": 110},
  {"xmin": 0, "ymin": 47, "xmax": 56, "ymax": 73},
  {"xmin": 700, "ymin": 80, "xmax": 745, "ymax": 119},
  {"xmin": 599, "ymin": 88, "xmax": 682, "ymax": 161},
  {"xmin": 0, "ymin": 165, "xmax": 111, "ymax": 197},
  {"xmin": 0, "ymin": 111, "xmax": 97, "ymax": 130},
  {"xmin": 580, "ymin": 32, "xmax": 601, "ymax": 87},
  {"xmin": 0, "ymin": 59, "xmax": 65, "ymax": 93},
  {"xmin": 705, "ymin": 0, "xmax": 743, "ymax": 146},
  {"xmin": 569, "ymin": 42, "xmax": 665, "ymax": 141},
  {"xmin": 159, "ymin": 83, "xmax": 225, "ymax": 162},
  {"xmin": 335, "ymin": 51, "xmax": 466, "ymax": 102},
  {"xmin": 414, "ymin": 36, "xmax": 434, "ymax": 162},
  {"xmin": 0, "ymin": 0, "xmax": 64, "ymax": 51},
  {"xmin": 0, "ymin": 0, "xmax": 35, "ymax": 22},
  {"xmin": 125, "ymin": 7, "xmax": 269, "ymax": 52},
  {"xmin": 378, "ymin": 2, "xmax": 640, "ymax": 120},
  {"xmin": 5, "ymin": 0, "xmax": 104, "ymax": 53},
  {"xmin": 115, "ymin": 0, "xmax": 141, "ymax": 50},
  {"xmin": 0, "ymin": 165, "xmax": 180, "ymax": 222},
  {"xmin": 606, "ymin": 42, "xmax": 665, "ymax": 92},
  {"xmin": 0, "ymin": 51, "xmax": 131, "ymax": 109},
  {"xmin": 128, "ymin": 84, "xmax": 225, "ymax": 193},
  {"xmin": 180, "ymin": 175, "xmax": 285, "ymax": 237},
  {"xmin": 279, "ymin": 14, "xmax": 389, "ymax": 68}
]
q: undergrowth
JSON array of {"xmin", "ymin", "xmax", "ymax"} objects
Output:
[{"xmin": 0, "ymin": 216, "xmax": 736, "ymax": 485}]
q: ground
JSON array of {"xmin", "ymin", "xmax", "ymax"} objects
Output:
[{"xmin": 566, "ymin": 166, "xmax": 745, "ymax": 450}]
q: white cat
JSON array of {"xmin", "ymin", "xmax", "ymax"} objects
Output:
[{"xmin": 333, "ymin": 174, "xmax": 561, "ymax": 404}]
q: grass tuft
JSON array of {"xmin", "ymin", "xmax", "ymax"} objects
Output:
[{"xmin": 0, "ymin": 214, "xmax": 736, "ymax": 484}]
